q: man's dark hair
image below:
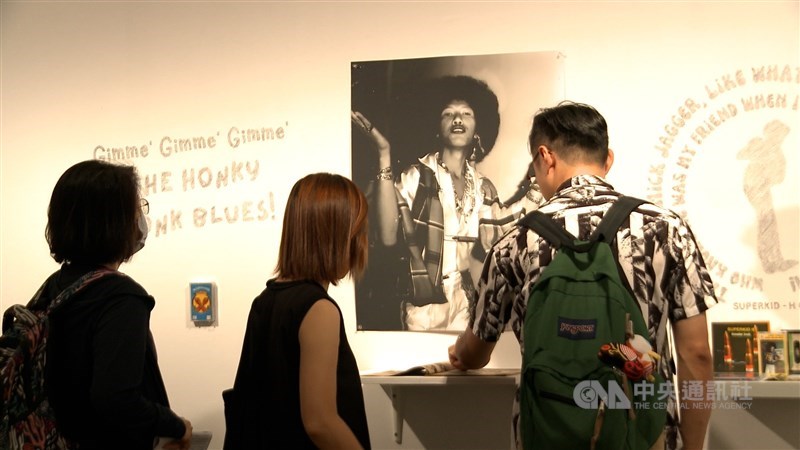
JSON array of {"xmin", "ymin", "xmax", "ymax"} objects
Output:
[
  {"xmin": 46, "ymin": 160, "xmax": 142, "ymax": 266},
  {"xmin": 528, "ymin": 101, "xmax": 609, "ymax": 165}
]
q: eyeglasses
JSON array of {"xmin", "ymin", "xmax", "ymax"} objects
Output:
[{"xmin": 140, "ymin": 198, "xmax": 150, "ymax": 214}]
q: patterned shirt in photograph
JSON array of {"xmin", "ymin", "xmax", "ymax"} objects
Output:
[
  {"xmin": 469, "ymin": 174, "xmax": 718, "ymax": 450},
  {"xmin": 397, "ymin": 152, "xmax": 503, "ymax": 331}
]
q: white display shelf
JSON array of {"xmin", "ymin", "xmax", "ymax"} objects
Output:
[
  {"xmin": 360, "ymin": 373, "xmax": 798, "ymax": 444},
  {"xmin": 361, "ymin": 373, "xmax": 518, "ymax": 386},
  {"xmin": 361, "ymin": 369, "xmax": 518, "ymax": 444}
]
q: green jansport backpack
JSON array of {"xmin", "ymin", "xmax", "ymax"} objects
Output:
[{"xmin": 519, "ymin": 196, "xmax": 667, "ymax": 450}]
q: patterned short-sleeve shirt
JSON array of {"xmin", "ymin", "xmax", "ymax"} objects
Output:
[{"xmin": 470, "ymin": 174, "xmax": 718, "ymax": 450}]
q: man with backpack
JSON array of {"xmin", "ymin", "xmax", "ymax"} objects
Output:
[{"xmin": 449, "ymin": 101, "xmax": 716, "ymax": 450}]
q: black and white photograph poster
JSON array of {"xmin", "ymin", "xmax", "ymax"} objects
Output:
[{"xmin": 351, "ymin": 51, "xmax": 564, "ymax": 331}]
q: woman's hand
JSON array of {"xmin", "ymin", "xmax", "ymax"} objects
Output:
[
  {"xmin": 163, "ymin": 418, "xmax": 192, "ymax": 450},
  {"xmin": 351, "ymin": 111, "xmax": 391, "ymax": 156}
]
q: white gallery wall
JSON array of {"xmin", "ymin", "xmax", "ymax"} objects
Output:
[{"xmin": 1, "ymin": 1, "xmax": 798, "ymax": 449}]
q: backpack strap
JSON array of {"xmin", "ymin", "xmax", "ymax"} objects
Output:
[
  {"xmin": 518, "ymin": 210, "xmax": 577, "ymax": 250},
  {"xmin": 3, "ymin": 270, "xmax": 117, "ymax": 335},
  {"xmin": 44, "ymin": 269, "xmax": 119, "ymax": 314},
  {"xmin": 589, "ymin": 196, "xmax": 647, "ymax": 244},
  {"xmin": 590, "ymin": 196, "xmax": 648, "ymax": 305},
  {"xmin": 518, "ymin": 196, "xmax": 648, "ymax": 252}
]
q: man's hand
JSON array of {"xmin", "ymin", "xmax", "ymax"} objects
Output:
[
  {"xmin": 449, "ymin": 329, "xmax": 496, "ymax": 370},
  {"xmin": 448, "ymin": 343, "xmax": 469, "ymax": 371}
]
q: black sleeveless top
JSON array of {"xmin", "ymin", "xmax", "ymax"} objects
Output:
[{"xmin": 224, "ymin": 279, "xmax": 370, "ymax": 449}]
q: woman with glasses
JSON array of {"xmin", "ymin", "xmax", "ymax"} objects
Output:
[{"xmin": 37, "ymin": 160, "xmax": 192, "ymax": 449}]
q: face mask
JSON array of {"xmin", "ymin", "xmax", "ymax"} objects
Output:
[{"xmin": 133, "ymin": 213, "xmax": 148, "ymax": 254}]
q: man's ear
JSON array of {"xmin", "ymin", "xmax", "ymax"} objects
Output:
[
  {"xmin": 539, "ymin": 145, "xmax": 554, "ymax": 167},
  {"xmin": 604, "ymin": 148, "xmax": 615, "ymax": 175}
]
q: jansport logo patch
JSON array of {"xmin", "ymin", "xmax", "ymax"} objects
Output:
[{"xmin": 558, "ymin": 317, "xmax": 597, "ymax": 339}]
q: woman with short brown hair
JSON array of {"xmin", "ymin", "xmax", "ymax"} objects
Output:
[{"xmin": 225, "ymin": 172, "xmax": 371, "ymax": 449}]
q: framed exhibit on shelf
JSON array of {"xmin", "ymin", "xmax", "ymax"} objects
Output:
[
  {"xmin": 757, "ymin": 331, "xmax": 788, "ymax": 378},
  {"xmin": 785, "ymin": 329, "xmax": 800, "ymax": 376},
  {"xmin": 711, "ymin": 321, "xmax": 770, "ymax": 379}
]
